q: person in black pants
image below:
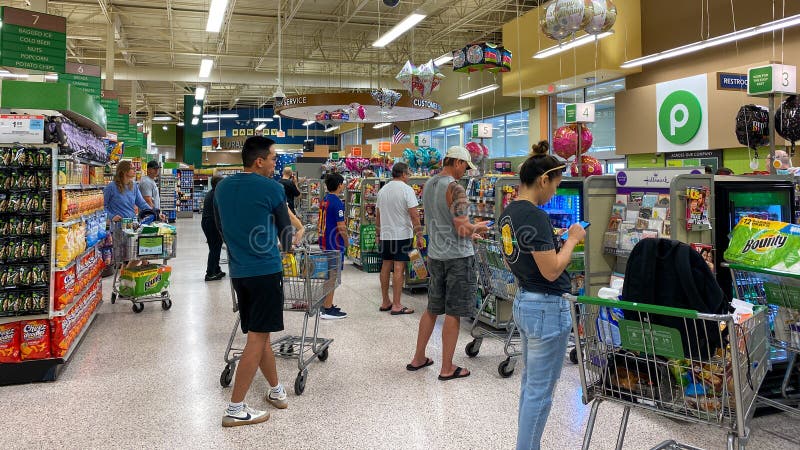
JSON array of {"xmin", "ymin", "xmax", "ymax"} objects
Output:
[
  {"xmin": 278, "ymin": 167, "xmax": 301, "ymax": 214},
  {"xmin": 202, "ymin": 175, "xmax": 226, "ymax": 281}
]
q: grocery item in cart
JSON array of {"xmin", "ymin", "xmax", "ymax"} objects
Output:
[
  {"xmin": 119, "ymin": 264, "xmax": 172, "ymax": 298},
  {"xmin": 20, "ymin": 319, "xmax": 51, "ymax": 360},
  {"xmin": 0, "ymin": 322, "xmax": 21, "ymax": 363},
  {"xmin": 408, "ymin": 249, "xmax": 428, "ymax": 279},
  {"xmin": 723, "ymin": 217, "xmax": 800, "ymax": 273}
]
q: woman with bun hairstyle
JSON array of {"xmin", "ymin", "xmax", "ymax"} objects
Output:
[{"xmin": 498, "ymin": 141, "xmax": 586, "ymax": 450}]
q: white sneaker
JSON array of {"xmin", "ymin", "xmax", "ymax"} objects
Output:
[
  {"xmin": 222, "ymin": 404, "xmax": 270, "ymax": 427},
  {"xmin": 266, "ymin": 384, "xmax": 288, "ymax": 409}
]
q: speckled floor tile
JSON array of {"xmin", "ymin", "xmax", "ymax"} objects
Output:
[{"xmin": 0, "ymin": 217, "xmax": 797, "ymax": 449}]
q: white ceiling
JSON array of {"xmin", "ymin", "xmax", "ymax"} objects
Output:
[{"xmin": 6, "ymin": 0, "xmax": 542, "ymax": 119}]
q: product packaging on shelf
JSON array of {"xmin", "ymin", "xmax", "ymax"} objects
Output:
[
  {"xmin": 51, "ymin": 279, "xmax": 101, "ymax": 358},
  {"xmin": 58, "ymin": 190, "xmax": 103, "ymax": 221},
  {"xmin": 54, "ymin": 265, "xmax": 76, "ymax": 311},
  {"xmin": 0, "ymin": 322, "xmax": 21, "ymax": 363},
  {"xmin": 0, "ymin": 265, "xmax": 49, "ymax": 289},
  {"xmin": 119, "ymin": 264, "xmax": 171, "ymax": 298},
  {"xmin": 0, "ymin": 290, "xmax": 47, "ymax": 316},
  {"xmin": 20, "ymin": 319, "xmax": 51, "ymax": 360}
]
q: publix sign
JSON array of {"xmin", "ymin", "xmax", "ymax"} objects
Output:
[{"xmin": 655, "ymin": 74, "xmax": 709, "ymax": 153}]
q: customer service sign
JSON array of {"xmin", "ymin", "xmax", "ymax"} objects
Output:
[{"xmin": 656, "ymin": 74, "xmax": 709, "ymax": 153}]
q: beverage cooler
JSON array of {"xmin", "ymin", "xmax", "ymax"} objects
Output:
[
  {"xmin": 540, "ymin": 180, "xmax": 584, "ymax": 229},
  {"xmin": 714, "ymin": 177, "xmax": 795, "ymax": 300}
]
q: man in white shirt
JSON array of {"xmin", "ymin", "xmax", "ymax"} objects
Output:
[{"xmin": 376, "ymin": 162, "xmax": 423, "ymax": 315}]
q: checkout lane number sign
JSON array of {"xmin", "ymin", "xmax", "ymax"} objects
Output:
[{"xmin": 655, "ymin": 74, "xmax": 709, "ymax": 153}]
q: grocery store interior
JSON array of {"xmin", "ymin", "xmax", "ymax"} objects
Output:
[{"xmin": 2, "ymin": 0, "xmax": 800, "ymax": 448}]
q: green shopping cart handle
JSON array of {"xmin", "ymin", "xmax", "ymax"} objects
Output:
[
  {"xmin": 725, "ymin": 262, "xmax": 800, "ymax": 281},
  {"xmin": 572, "ymin": 295, "xmax": 700, "ymax": 319}
]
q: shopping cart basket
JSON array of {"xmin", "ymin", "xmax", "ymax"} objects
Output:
[
  {"xmin": 568, "ymin": 294, "xmax": 769, "ymax": 450},
  {"xmin": 464, "ymin": 239, "xmax": 521, "ymax": 378},
  {"xmin": 109, "ymin": 223, "xmax": 176, "ymax": 313},
  {"xmin": 220, "ymin": 248, "xmax": 340, "ymax": 395},
  {"xmin": 728, "ymin": 263, "xmax": 800, "ymax": 417}
]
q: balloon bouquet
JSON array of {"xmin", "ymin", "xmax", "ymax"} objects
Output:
[
  {"xmin": 402, "ymin": 147, "xmax": 443, "ymax": 174},
  {"xmin": 776, "ymin": 95, "xmax": 800, "ymax": 157},
  {"xmin": 464, "ymin": 142, "xmax": 489, "ymax": 172},
  {"xmin": 396, "ymin": 60, "xmax": 445, "ymax": 98},
  {"xmin": 552, "ymin": 124, "xmax": 602, "ymax": 176},
  {"xmin": 452, "ymin": 43, "xmax": 512, "ymax": 73},
  {"xmin": 735, "ymin": 104, "xmax": 770, "ymax": 170},
  {"xmin": 540, "ymin": 0, "xmax": 617, "ymax": 42}
]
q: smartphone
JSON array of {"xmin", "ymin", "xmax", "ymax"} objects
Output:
[
  {"xmin": 484, "ymin": 220, "xmax": 495, "ymax": 227},
  {"xmin": 561, "ymin": 221, "xmax": 591, "ymax": 240}
]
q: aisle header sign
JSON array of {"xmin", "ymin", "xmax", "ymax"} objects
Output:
[
  {"xmin": 655, "ymin": 74, "xmax": 709, "ymax": 153},
  {"xmin": 0, "ymin": 7, "xmax": 67, "ymax": 73},
  {"xmin": 747, "ymin": 64, "xmax": 797, "ymax": 96},
  {"xmin": 471, "ymin": 123, "xmax": 492, "ymax": 138},
  {"xmin": 564, "ymin": 103, "xmax": 595, "ymax": 123},
  {"xmin": 60, "ymin": 63, "xmax": 102, "ymax": 99}
]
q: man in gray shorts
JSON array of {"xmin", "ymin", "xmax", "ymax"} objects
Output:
[{"xmin": 406, "ymin": 146, "xmax": 489, "ymax": 380}]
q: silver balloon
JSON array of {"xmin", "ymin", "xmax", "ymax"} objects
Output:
[
  {"xmin": 541, "ymin": 1, "xmax": 570, "ymax": 41},
  {"xmin": 555, "ymin": 0, "xmax": 589, "ymax": 33},
  {"xmin": 584, "ymin": 0, "xmax": 617, "ymax": 35}
]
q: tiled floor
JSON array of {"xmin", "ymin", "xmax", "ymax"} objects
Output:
[{"xmin": 1, "ymin": 217, "xmax": 798, "ymax": 449}]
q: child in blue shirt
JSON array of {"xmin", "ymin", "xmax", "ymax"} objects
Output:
[{"xmin": 319, "ymin": 173, "xmax": 348, "ymax": 319}]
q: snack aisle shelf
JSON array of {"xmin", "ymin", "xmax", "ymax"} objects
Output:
[
  {"xmin": 345, "ymin": 177, "xmax": 364, "ymax": 265},
  {"xmin": 349, "ymin": 177, "xmax": 381, "ymax": 272},
  {"xmin": 159, "ymin": 169, "xmax": 177, "ymax": 223},
  {"xmin": 177, "ymin": 169, "xmax": 194, "ymax": 218}
]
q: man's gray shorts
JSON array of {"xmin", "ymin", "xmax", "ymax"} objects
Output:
[{"xmin": 427, "ymin": 255, "xmax": 477, "ymax": 317}]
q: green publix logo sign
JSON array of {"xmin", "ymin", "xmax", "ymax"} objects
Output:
[{"xmin": 658, "ymin": 90, "xmax": 702, "ymax": 145}]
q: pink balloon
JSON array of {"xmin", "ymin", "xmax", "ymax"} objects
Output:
[
  {"xmin": 552, "ymin": 124, "xmax": 593, "ymax": 159},
  {"xmin": 570, "ymin": 155, "xmax": 603, "ymax": 177},
  {"xmin": 357, "ymin": 105, "xmax": 366, "ymax": 120},
  {"xmin": 465, "ymin": 141, "xmax": 483, "ymax": 163}
]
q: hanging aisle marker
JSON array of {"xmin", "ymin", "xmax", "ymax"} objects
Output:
[{"xmin": 564, "ymin": 103, "xmax": 596, "ymax": 123}]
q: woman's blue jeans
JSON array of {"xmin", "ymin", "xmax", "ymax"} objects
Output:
[{"xmin": 513, "ymin": 289, "xmax": 572, "ymax": 450}]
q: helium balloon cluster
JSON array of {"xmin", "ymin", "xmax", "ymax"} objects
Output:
[
  {"xmin": 735, "ymin": 105, "xmax": 770, "ymax": 150},
  {"xmin": 396, "ymin": 60, "xmax": 445, "ymax": 98},
  {"xmin": 347, "ymin": 103, "xmax": 367, "ymax": 121},
  {"xmin": 369, "ymin": 157, "xmax": 392, "ymax": 171},
  {"xmin": 371, "ymin": 89, "xmax": 402, "ymax": 109},
  {"xmin": 323, "ymin": 159, "xmax": 346, "ymax": 173},
  {"xmin": 315, "ymin": 109, "xmax": 350, "ymax": 127},
  {"xmin": 570, "ymin": 154, "xmax": 604, "ymax": 177},
  {"xmin": 776, "ymin": 95, "xmax": 800, "ymax": 155},
  {"xmin": 452, "ymin": 42, "xmax": 512, "ymax": 73},
  {"xmin": 465, "ymin": 141, "xmax": 489, "ymax": 165},
  {"xmin": 553, "ymin": 124, "xmax": 593, "ymax": 159},
  {"xmin": 344, "ymin": 157, "xmax": 371, "ymax": 173},
  {"xmin": 402, "ymin": 147, "xmax": 442, "ymax": 170},
  {"xmin": 540, "ymin": 0, "xmax": 617, "ymax": 41}
]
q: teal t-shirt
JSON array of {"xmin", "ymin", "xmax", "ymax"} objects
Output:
[{"xmin": 214, "ymin": 172, "xmax": 289, "ymax": 277}]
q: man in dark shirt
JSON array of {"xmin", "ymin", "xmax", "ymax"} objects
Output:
[
  {"xmin": 202, "ymin": 175, "xmax": 225, "ymax": 281},
  {"xmin": 278, "ymin": 167, "xmax": 301, "ymax": 214}
]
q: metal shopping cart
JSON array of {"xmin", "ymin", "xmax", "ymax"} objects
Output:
[
  {"xmin": 464, "ymin": 239, "xmax": 521, "ymax": 378},
  {"xmin": 568, "ymin": 294, "xmax": 769, "ymax": 450},
  {"xmin": 728, "ymin": 263, "xmax": 800, "ymax": 417},
  {"xmin": 108, "ymin": 223, "xmax": 176, "ymax": 313},
  {"xmin": 220, "ymin": 248, "xmax": 340, "ymax": 395}
]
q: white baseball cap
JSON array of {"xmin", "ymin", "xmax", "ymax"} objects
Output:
[{"xmin": 445, "ymin": 146, "xmax": 477, "ymax": 170}]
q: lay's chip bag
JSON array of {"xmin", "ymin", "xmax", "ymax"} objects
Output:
[{"xmin": 724, "ymin": 217, "xmax": 800, "ymax": 273}]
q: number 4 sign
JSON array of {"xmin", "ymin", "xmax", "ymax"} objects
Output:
[{"xmin": 565, "ymin": 103, "xmax": 595, "ymax": 123}]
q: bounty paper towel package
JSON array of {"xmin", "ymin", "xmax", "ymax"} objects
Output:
[{"xmin": 723, "ymin": 217, "xmax": 800, "ymax": 273}]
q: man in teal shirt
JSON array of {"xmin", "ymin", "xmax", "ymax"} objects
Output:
[{"xmin": 215, "ymin": 136, "xmax": 293, "ymax": 427}]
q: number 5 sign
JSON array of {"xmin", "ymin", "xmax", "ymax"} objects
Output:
[{"xmin": 565, "ymin": 103, "xmax": 595, "ymax": 123}]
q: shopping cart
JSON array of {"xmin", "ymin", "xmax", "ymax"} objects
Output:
[
  {"xmin": 567, "ymin": 294, "xmax": 769, "ymax": 450},
  {"xmin": 464, "ymin": 239, "xmax": 521, "ymax": 378},
  {"xmin": 220, "ymin": 248, "xmax": 340, "ymax": 395},
  {"xmin": 108, "ymin": 223, "xmax": 176, "ymax": 313},
  {"xmin": 728, "ymin": 263, "xmax": 800, "ymax": 417}
]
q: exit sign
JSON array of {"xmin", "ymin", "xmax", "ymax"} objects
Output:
[{"xmin": 565, "ymin": 103, "xmax": 595, "ymax": 123}]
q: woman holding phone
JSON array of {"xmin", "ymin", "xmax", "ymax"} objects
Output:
[{"xmin": 498, "ymin": 141, "xmax": 586, "ymax": 450}]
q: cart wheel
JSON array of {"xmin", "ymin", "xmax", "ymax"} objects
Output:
[
  {"xmin": 294, "ymin": 369, "xmax": 308, "ymax": 395},
  {"xmin": 161, "ymin": 291, "xmax": 169, "ymax": 298},
  {"xmin": 110, "ymin": 293, "xmax": 117, "ymax": 304},
  {"xmin": 220, "ymin": 364, "xmax": 235, "ymax": 387},
  {"xmin": 465, "ymin": 339, "xmax": 481, "ymax": 357},
  {"xmin": 161, "ymin": 299, "xmax": 172, "ymax": 310},
  {"xmin": 498, "ymin": 358, "xmax": 515, "ymax": 378},
  {"xmin": 279, "ymin": 344, "xmax": 286, "ymax": 354},
  {"xmin": 318, "ymin": 348, "xmax": 329, "ymax": 362},
  {"xmin": 132, "ymin": 302, "xmax": 144, "ymax": 313},
  {"xmin": 569, "ymin": 347, "xmax": 579, "ymax": 364}
]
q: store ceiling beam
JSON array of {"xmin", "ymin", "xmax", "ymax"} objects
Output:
[{"xmin": 253, "ymin": 0, "xmax": 306, "ymax": 71}]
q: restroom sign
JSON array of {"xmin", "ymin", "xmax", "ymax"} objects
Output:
[{"xmin": 655, "ymin": 74, "xmax": 709, "ymax": 153}]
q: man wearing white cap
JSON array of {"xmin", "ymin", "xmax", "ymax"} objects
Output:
[{"xmin": 406, "ymin": 146, "xmax": 489, "ymax": 381}]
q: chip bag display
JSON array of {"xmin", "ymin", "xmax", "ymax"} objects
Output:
[
  {"xmin": 723, "ymin": 217, "xmax": 800, "ymax": 273},
  {"xmin": 20, "ymin": 319, "xmax": 50, "ymax": 360},
  {"xmin": 0, "ymin": 322, "xmax": 21, "ymax": 363}
]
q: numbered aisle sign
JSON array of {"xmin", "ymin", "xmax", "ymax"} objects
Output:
[
  {"xmin": 565, "ymin": 103, "xmax": 595, "ymax": 123},
  {"xmin": 747, "ymin": 64, "xmax": 797, "ymax": 97},
  {"xmin": 414, "ymin": 134, "xmax": 430, "ymax": 147},
  {"xmin": 0, "ymin": 115, "xmax": 45, "ymax": 143},
  {"xmin": 471, "ymin": 123, "xmax": 493, "ymax": 138}
]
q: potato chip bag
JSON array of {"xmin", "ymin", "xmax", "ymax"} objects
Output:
[
  {"xmin": 20, "ymin": 319, "xmax": 50, "ymax": 360},
  {"xmin": 723, "ymin": 217, "xmax": 800, "ymax": 273},
  {"xmin": 0, "ymin": 322, "xmax": 21, "ymax": 363}
]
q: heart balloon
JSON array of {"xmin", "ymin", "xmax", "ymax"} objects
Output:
[
  {"xmin": 570, "ymin": 154, "xmax": 604, "ymax": 177},
  {"xmin": 553, "ymin": 124, "xmax": 593, "ymax": 159},
  {"xmin": 735, "ymin": 105, "xmax": 770, "ymax": 150},
  {"xmin": 584, "ymin": 0, "xmax": 617, "ymax": 35},
  {"xmin": 776, "ymin": 95, "xmax": 800, "ymax": 155},
  {"xmin": 555, "ymin": 0, "xmax": 589, "ymax": 33}
]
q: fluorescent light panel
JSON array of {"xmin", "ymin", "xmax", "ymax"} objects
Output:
[
  {"xmin": 191, "ymin": 117, "xmax": 199, "ymax": 126},
  {"xmin": 436, "ymin": 110, "xmax": 462, "ymax": 120},
  {"xmin": 372, "ymin": 13, "xmax": 426, "ymax": 47},
  {"xmin": 153, "ymin": 116, "xmax": 172, "ymax": 121},
  {"xmin": 206, "ymin": 0, "xmax": 229, "ymax": 33},
  {"xmin": 199, "ymin": 58, "xmax": 214, "ymax": 78},
  {"xmin": 433, "ymin": 53, "xmax": 453, "ymax": 66},
  {"xmin": 192, "ymin": 104, "xmax": 202, "ymax": 116},
  {"xmin": 533, "ymin": 31, "xmax": 613, "ymax": 59},
  {"xmin": 587, "ymin": 95, "xmax": 615, "ymax": 104},
  {"xmin": 255, "ymin": 123, "xmax": 267, "ymax": 131},
  {"xmin": 177, "ymin": 122, "xmax": 185, "ymax": 127},
  {"xmin": 373, "ymin": 123, "xmax": 392, "ymax": 129},
  {"xmin": 203, "ymin": 119, "xmax": 218, "ymax": 124},
  {"xmin": 0, "ymin": 73, "xmax": 29, "ymax": 79},
  {"xmin": 202, "ymin": 114, "xmax": 239, "ymax": 119},
  {"xmin": 621, "ymin": 13, "xmax": 800, "ymax": 68},
  {"xmin": 302, "ymin": 120, "xmax": 314, "ymax": 126},
  {"xmin": 253, "ymin": 118, "xmax": 274, "ymax": 122},
  {"xmin": 195, "ymin": 86, "xmax": 206, "ymax": 100},
  {"xmin": 324, "ymin": 126, "xmax": 339, "ymax": 132},
  {"xmin": 457, "ymin": 84, "xmax": 499, "ymax": 100}
]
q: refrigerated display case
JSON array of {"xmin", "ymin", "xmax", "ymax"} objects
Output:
[{"xmin": 540, "ymin": 182, "xmax": 584, "ymax": 229}]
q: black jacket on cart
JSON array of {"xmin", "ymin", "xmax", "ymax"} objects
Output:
[{"xmin": 621, "ymin": 238, "xmax": 728, "ymax": 359}]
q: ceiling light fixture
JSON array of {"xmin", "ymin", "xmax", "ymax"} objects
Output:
[
  {"xmin": 324, "ymin": 125, "xmax": 339, "ymax": 132},
  {"xmin": 191, "ymin": 117, "xmax": 199, "ymax": 126},
  {"xmin": 206, "ymin": 0, "xmax": 229, "ymax": 33},
  {"xmin": 621, "ymin": 14, "xmax": 800, "ymax": 68},
  {"xmin": 436, "ymin": 110, "xmax": 462, "ymax": 120},
  {"xmin": 0, "ymin": 73, "xmax": 29, "ymax": 79},
  {"xmin": 153, "ymin": 116, "xmax": 172, "ymax": 121},
  {"xmin": 255, "ymin": 123, "xmax": 267, "ymax": 131},
  {"xmin": 372, "ymin": 13, "xmax": 427, "ymax": 47},
  {"xmin": 177, "ymin": 122, "xmax": 184, "ymax": 127},
  {"xmin": 533, "ymin": 31, "xmax": 614, "ymax": 59},
  {"xmin": 199, "ymin": 58, "xmax": 214, "ymax": 78},
  {"xmin": 253, "ymin": 118, "xmax": 274, "ymax": 122},
  {"xmin": 136, "ymin": 122, "xmax": 144, "ymax": 127},
  {"xmin": 457, "ymin": 83, "xmax": 499, "ymax": 100},
  {"xmin": 44, "ymin": 74, "xmax": 58, "ymax": 80},
  {"xmin": 195, "ymin": 86, "xmax": 206, "ymax": 100},
  {"xmin": 273, "ymin": 113, "xmax": 281, "ymax": 119},
  {"xmin": 203, "ymin": 119, "xmax": 219, "ymax": 124},
  {"xmin": 302, "ymin": 120, "xmax": 314, "ymax": 126},
  {"xmin": 192, "ymin": 104, "xmax": 202, "ymax": 116},
  {"xmin": 373, "ymin": 123, "xmax": 392, "ymax": 129},
  {"xmin": 162, "ymin": 125, "xmax": 168, "ymax": 131},
  {"xmin": 203, "ymin": 113, "xmax": 239, "ymax": 119},
  {"xmin": 433, "ymin": 52, "xmax": 454, "ymax": 66},
  {"xmin": 587, "ymin": 95, "xmax": 615, "ymax": 104}
]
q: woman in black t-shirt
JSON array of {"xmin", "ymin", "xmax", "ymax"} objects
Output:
[{"xmin": 498, "ymin": 141, "xmax": 586, "ymax": 450}]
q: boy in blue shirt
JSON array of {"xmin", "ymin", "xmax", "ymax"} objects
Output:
[
  {"xmin": 319, "ymin": 173, "xmax": 348, "ymax": 319},
  {"xmin": 214, "ymin": 136, "xmax": 293, "ymax": 427}
]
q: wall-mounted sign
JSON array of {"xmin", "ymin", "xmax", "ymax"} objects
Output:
[
  {"xmin": 246, "ymin": 128, "xmax": 254, "ymax": 136},
  {"xmin": 655, "ymin": 74, "xmax": 709, "ymax": 153},
  {"xmin": 0, "ymin": 7, "xmax": 67, "ymax": 73},
  {"xmin": 615, "ymin": 168, "xmax": 704, "ymax": 189},
  {"xmin": 471, "ymin": 123, "xmax": 493, "ymax": 139},
  {"xmin": 716, "ymin": 72, "xmax": 747, "ymax": 91},
  {"xmin": 665, "ymin": 149, "xmax": 723, "ymax": 172},
  {"xmin": 270, "ymin": 128, "xmax": 278, "ymax": 136},
  {"xmin": 412, "ymin": 98, "xmax": 442, "ymax": 112},
  {"xmin": 238, "ymin": 128, "xmax": 246, "ymax": 136},
  {"xmin": 747, "ymin": 64, "xmax": 797, "ymax": 96},
  {"xmin": 232, "ymin": 129, "xmax": 239, "ymax": 136},
  {"xmin": 565, "ymin": 103, "xmax": 595, "ymax": 123},
  {"xmin": 277, "ymin": 96, "xmax": 308, "ymax": 107}
]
